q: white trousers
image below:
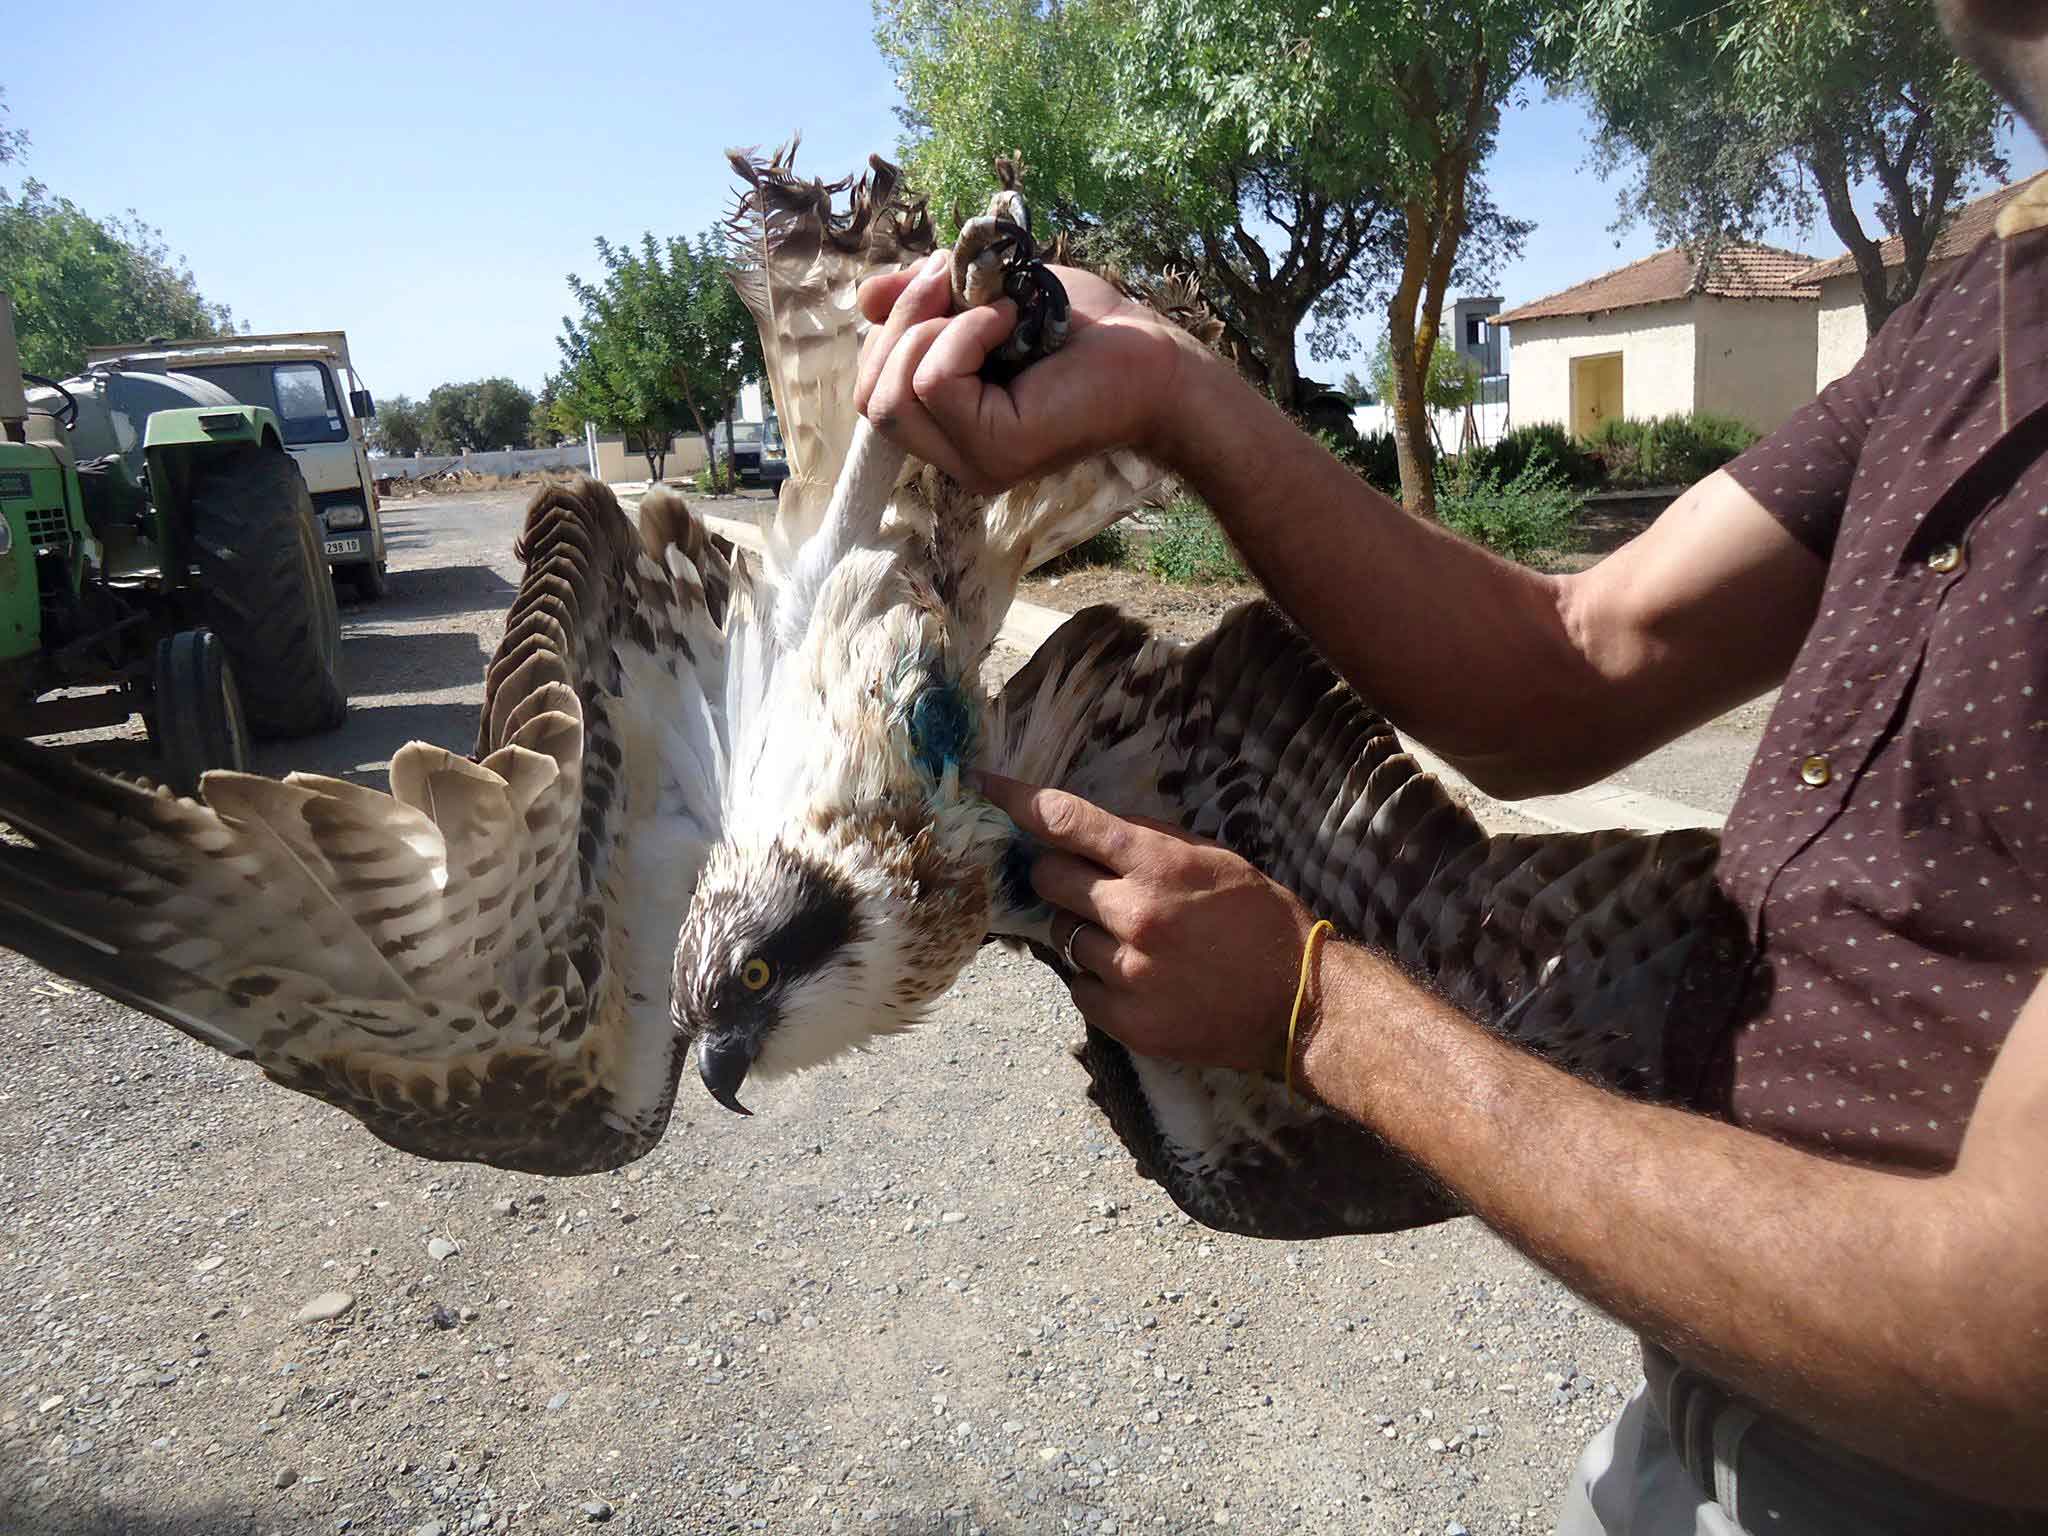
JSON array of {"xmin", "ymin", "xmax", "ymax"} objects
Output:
[{"xmin": 1555, "ymin": 1382, "xmax": 1748, "ymax": 1536}]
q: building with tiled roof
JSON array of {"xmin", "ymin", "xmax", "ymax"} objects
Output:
[
  {"xmin": 1801, "ymin": 172, "xmax": 2045, "ymax": 390},
  {"xmin": 1491, "ymin": 241, "xmax": 1821, "ymax": 438}
]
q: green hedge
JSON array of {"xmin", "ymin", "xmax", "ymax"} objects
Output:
[
  {"xmin": 1585, "ymin": 413, "xmax": 1759, "ymax": 489},
  {"xmin": 1437, "ymin": 459, "xmax": 1583, "ymax": 565},
  {"xmin": 1145, "ymin": 496, "xmax": 1246, "ymax": 585}
]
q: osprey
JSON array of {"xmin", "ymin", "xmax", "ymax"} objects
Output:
[{"xmin": 0, "ymin": 148, "xmax": 1747, "ymax": 1239}]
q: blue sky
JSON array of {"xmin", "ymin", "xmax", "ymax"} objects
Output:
[{"xmin": 7, "ymin": 0, "xmax": 2042, "ymax": 400}]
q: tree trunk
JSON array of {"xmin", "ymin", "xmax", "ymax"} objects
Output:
[
  {"xmin": 724, "ymin": 412, "xmax": 737, "ymax": 489},
  {"xmin": 1387, "ymin": 235, "xmax": 1436, "ymax": 517}
]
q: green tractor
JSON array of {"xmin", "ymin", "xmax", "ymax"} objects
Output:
[{"xmin": 0, "ymin": 292, "xmax": 346, "ymax": 791}]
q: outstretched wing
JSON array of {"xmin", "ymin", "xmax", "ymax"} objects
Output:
[
  {"xmin": 0, "ymin": 476, "xmax": 731, "ymax": 1175},
  {"xmin": 987, "ymin": 602, "xmax": 1750, "ymax": 1240},
  {"xmin": 726, "ymin": 139, "xmax": 937, "ymax": 569}
]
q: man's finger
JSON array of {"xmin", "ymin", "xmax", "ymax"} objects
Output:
[
  {"xmin": 864, "ymin": 315, "xmax": 981, "ymax": 483},
  {"xmin": 857, "ymin": 267, "xmax": 919, "ymax": 325},
  {"xmin": 854, "ymin": 252, "xmax": 951, "ymax": 417},
  {"xmin": 989, "ymin": 781, "xmax": 1144, "ymax": 873},
  {"xmin": 1030, "ymin": 850, "xmax": 1121, "ymax": 930}
]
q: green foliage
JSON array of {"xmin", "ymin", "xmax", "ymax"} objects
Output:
[
  {"xmin": 422, "ymin": 378, "xmax": 536, "ymax": 453},
  {"xmin": 369, "ymin": 393, "xmax": 427, "ymax": 457},
  {"xmin": 1037, "ymin": 524, "xmax": 1132, "ymax": 576},
  {"xmin": 875, "ymin": 0, "xmax": 1528, "ymax": 416},
  {"xmin": 1548, "ymin": 0, "xmax": 2009, "ymax": 329},
  {"xmin": 1368, "ymin": 335, "xmax": 1479, "ymax": 414},
  {"xmin": 0, "ymin": 86, "xmax": 26, "ymax": 170},
  {"xmin": 691, "ymin": 462, "xmax": 737, "ymax": 496},
  {"xmin": 1144, "ymin": 497, "xmax": 1245, "ymax": 586},
  {"xmin": 1462, "ymin": 423, "xmax": 1603, "ymax": 491},
  {"xmin": 1585, "ymin": 413, "xmax": 1759, "ymax": 489},
  {"xmin": 0, "ymin": 179, "xmax": 237, "ymax": 378},
  {"xmin": 1346, "ymin": 429, "xmax": 1406, "ymax": 497},
  {"xmin": 1436, "ymin": 460, "xmax": 1583, "ymax": 566},
  {"xmin": 556, "ymin": 230, "xmax": 762, "ymax": 480}
]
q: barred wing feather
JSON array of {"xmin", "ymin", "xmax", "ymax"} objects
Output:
[
  {"xmin": 988, "ymin": 603, "xmax": 1749, "ymax": 1240},
  {"xmin": 0, "ymin": 477, "xmax": 731, "ymax": 1174}
]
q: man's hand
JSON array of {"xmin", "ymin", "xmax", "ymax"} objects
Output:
[
  {"xmin": 980, "ymin": 772, "xmax": 1316, "ymax": 1074},
  {"xmin": 854, "ymin": 256, "xmax": 1198, "ymax": 493}
]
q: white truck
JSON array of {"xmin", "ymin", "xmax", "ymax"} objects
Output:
[{"xmin": 83, "ymin": 330, "xmax": 390, "ymax": 600}]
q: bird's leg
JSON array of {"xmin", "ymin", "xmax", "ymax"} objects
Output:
[
  {"xmin": 775, "ymin": 416, "xmax": 905, "ymax": 652},
  {"xmin": 952, "ymin": 211, "xmax": 1071, "ymax": 385}
]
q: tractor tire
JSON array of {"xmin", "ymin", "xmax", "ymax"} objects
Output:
[
  {"xmin": 346, "ymin": 557, "xmax": 388, "ymax": 602},
  {"xmin": 188, "ymin": 446, "xmax": 347, "ymax": 738},
  {"xmin": 149, "ymin": 629, "xmax": 250, "ymax": 796}
]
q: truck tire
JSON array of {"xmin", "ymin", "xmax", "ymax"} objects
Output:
[
  {"xmin": 188, "ymin": 446, "xmax": 346, "ymax": 738},
  {"xmin": 150, "ymin": 629, "xmax": 250, "ymax": 796}
]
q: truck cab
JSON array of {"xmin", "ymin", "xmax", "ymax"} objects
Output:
[{"xmin": 83, "ymin": 331, "xmax": 390, "ymax": 600}]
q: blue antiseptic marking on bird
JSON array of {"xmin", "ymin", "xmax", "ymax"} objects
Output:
[{"xmin": 909, "ymin": 681, "xmax": 974, "ymax": 782}]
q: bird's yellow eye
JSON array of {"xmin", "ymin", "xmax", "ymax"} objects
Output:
[{"xmin": 741, "ymin": 958, "xmax": 774, "ymax": 992}]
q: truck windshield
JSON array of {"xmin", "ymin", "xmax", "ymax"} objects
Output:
[{"xmin": 180, "ymin": 362, "xmax": 349, "ymax": 446}]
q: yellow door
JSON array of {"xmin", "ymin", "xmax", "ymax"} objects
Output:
[{"xmin": 1571, "ymin": 353, "xmax": 1624, "ymax": 436}]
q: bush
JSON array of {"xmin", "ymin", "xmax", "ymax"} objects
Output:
[
  {"xmin": 1437, "ymin": 459, "xmax": 1583, "ymax": 566},
  {"xmin": 1460, "ymin": 423, "xmax": 1603, "ymax": 491},
  {"xmin": 1587, "ymin": 413, "xmax": 1757, "ymax": 489},
  {"xmin": 1144, "ymin": 496, "xmax": 1246, "ymax": 585},
  {"xmin": 1038, "ymin": 524, "xmax": 1132, "ymax": 575},
  {"xmin": 692, "ymin": 462, "xmax": 737, "ymax": 495},
  {"xmin": 1311, "ymin": 426, "xmax": 1404, "ymax": 496}
]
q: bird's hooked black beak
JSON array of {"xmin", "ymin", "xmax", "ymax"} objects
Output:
[{"xmin": 696, "ymin": 1033, "xmax": 758, "ymax": 1117}]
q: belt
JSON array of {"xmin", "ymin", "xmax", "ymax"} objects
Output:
[{"xmin": 1641, "ymin": 1341, "xmax": 2047, "ymax": 1535}]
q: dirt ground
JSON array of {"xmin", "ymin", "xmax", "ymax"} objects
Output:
[{"xmin": 0, "ymin": 485, "xmax": 1746, "ymax": 1536}]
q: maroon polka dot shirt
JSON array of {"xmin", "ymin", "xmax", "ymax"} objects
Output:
[{"xmin": 1713, "ymin": 183, "xmax": 2048, "ymax": 1170}]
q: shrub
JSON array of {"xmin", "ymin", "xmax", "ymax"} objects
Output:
[
  {"xmin": 1588, "ymin": 413, "xmax": 1758, "ymax": 489},
  {"xmin": 1436, "ymin": 459, "xmax": 1583, "ymax": 566},
  {"xmin": 1349, "ymin": 429, "xmax": 1407, "ymax": 496},
  {"xmin": 1461, "ymin": 423, "xmax": 1603, "ymax": 490},
  {"xmin": 1038, "ymin": 523, "xmax": 1132, "ymax": 575},
  {"xmin": 1144, "ymin": 496, "xmax": 1246, "ymax": 585}
]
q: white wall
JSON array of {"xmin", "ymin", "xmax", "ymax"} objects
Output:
[
  {"xmin": 1502, "ymin": 303, "xmax": 1700, "ymax": 429},
  {"xmin": 1814, "ymin": 276, "xmax": 1869, "ymax": 392},
  {"xmin": 1691, "ymin": 294, "xmax": 1821, "ymax": 434}
]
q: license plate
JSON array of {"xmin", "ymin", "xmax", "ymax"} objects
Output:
[{"xmin": 324, "ymin": 538, "xmax": 363, "ymax": 556}]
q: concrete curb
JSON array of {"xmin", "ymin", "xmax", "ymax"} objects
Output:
[{"xmin": 686, "ymin": 507, "xmax": 1725, "ymax": 836}]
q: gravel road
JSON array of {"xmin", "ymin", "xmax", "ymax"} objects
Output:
[{"xmin": 0, "ymin": 487, "xmax": 1755, "ymax": 1536}]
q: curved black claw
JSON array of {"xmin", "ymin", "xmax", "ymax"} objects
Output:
[{"xmin": 981, "ymin": 234, "xmax": 1070, "ymax": 386}]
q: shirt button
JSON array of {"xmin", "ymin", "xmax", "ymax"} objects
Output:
[
  {"xmin": 1926, "ymin": 543, "xmax": 1963, "ymax": 574},
  {"xmin": 1799, "ymin": 754, "xmax": 1832, "ymax": 787}
]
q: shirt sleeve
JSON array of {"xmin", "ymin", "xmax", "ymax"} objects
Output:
[{"xmin": 1722, "ymin": 272, "xmax": 1940, "ymax": 559}]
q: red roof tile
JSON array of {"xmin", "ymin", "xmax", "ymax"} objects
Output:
[
  {"xmin": 1494, "ymin": 241, "xmax": 1819, "ymax": 326},
  {"xmin": 1792, "ymin": 172, "xmax": 2047, "ymax": 282}
]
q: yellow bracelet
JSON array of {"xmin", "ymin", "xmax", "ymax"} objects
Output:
[{"xmin": 1285, "ymin": 919, "xmax": 1334, "ymax": 1105}]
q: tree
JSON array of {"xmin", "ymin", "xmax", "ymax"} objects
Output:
[
  {"xmin": 421, "ymin": 378, "xmax": 536, "ymax": 453},
  {"xmin": 876, "ymin": 0, "xmax": 1532, "ymax": 518},
  {"xmin": 556, "ymin": 231, "xmax": 761, "ymax": 482},
  {"xmin": 879, "ymin": 0, "xmax": 1398, "ymax": 419},
  {"xmin": 1369, "ymin": 334, "xmax": 1481, "ymax": 432},
  {"xmin": 529, "ymin": 378, "xmax": 572, "ymax": 448},
  {"xmin": 0, "ymin": 180, "xmax": 239, "ymax": 378},
  {"xmin": 0, "ymin": 86, "xmax": 26, "ymax": 171},
  {"xmin": 1361, "ymin": 4, "xmax": 1539, "ymax": 518},
  {"xmin": 1551, "ymin": 0, "xmax": 2010, "ymax": 334},
  {"xmin": 368, "ymin": 393, "xmax": 427, "ymax": 457}
]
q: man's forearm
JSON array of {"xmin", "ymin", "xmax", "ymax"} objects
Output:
[
  {"xmin": 1155, "ymin": 354, "xmax": 1600, "ymax": 789},
  {"xmin": 1298, "ymin": 942, "xmax": 2048, "ymax": 1505}
]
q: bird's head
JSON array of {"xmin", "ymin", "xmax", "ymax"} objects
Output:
[
  {"xmin": 672, "ymin": 797, "xmax": 1003, "ymax": 1114},
  {"xmin": 672, "ymin": 581, "xmax": 1015, "ymax": 1114}
]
